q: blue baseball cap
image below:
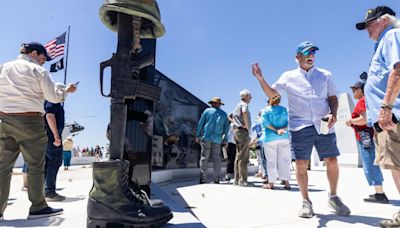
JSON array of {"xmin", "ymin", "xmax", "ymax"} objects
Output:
[
  {"xmin": 296, "ymin": 41, "xmax": 319, "ymax": 54},
  {"xmin": 22, "ymin": 42, "xmax": 52, "ymax": 61}
]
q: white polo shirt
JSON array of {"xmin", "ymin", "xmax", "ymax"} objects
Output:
[{"xmin": 272, "ymin": 66, "xmax": 337, "ymax": 134}]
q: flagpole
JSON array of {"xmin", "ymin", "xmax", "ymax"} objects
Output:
[{"xmin": 63, "ymin": 25, "xmax": 71, "ymax": 85}]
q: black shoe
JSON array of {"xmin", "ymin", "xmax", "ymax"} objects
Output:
[
  {"xmin": 45, "ymin": 192, "xmax": 66, "ymax": 202},
  {"xmin": 0, "ymin": 213, "xmax": 3, "ymax": 221},
  {"xmin": 28, "ymin": 207, "xmax": 63, "ymax": 219},
  {"xmin": 214, "ymin": 180, "xmax": 220, "ymax": 184},
  {"xmin": 199, "ymin": 179, "xmax": 206, "ymax": 184},
  {"xmin": 364, "ymin": 193, "xmax": 389, "ymax": 204}
]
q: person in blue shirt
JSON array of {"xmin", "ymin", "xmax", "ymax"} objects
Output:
[
  {"xmin": 44, "ymin": 101, "xmax": 66, "ymax": 201},
  {"xmin": 356, "ymin": 5, "xmax": 400, "ymax": 227},
  {"xmin": 251, "ymin": 111, "xmax": 268, "ymax": 181},
  {"xmin": 196, "ymin": 97, "xmax": 229, "ymax": 184},
  {"xmin": 260, "ymin": 95, "xmax": 291, "ymax": 190},
  {"xmin": 223, "ymin": 123, "xmax": 237, "ymax": 181}
]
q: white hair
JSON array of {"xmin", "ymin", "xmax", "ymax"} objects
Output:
[
  {"xmin": 240, "ymin": 89, "xmax": 251, "ymax": 98},
  {"xmin": 380, "ymin": 14, "xmax": 400, "ymax": 28}
]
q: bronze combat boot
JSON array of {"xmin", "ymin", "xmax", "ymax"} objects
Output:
[{"xmin": 87, "ymin": 160, "xmax": 173, "ymax": 227}]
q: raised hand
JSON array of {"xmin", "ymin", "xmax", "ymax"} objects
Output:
[{"xmin": 252, "ymin": 62, "xmax": 264, "ymax": 80}]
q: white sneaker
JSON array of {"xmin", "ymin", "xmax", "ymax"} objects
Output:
[{"xmin": 298, "ymin": 200, "xmax": 314, "ymax": 218}]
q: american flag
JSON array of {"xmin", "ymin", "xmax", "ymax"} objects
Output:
[{"xmin": 45, "ymin": 32, "xmax": 66, "ymax": 59}]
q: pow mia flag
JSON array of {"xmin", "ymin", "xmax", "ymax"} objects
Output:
[{"xmin": 50, "ymin": 58, "xmax": 64, "ymax": 72}]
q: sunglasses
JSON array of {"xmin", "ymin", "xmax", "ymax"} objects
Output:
[{"xmin": 301, "ymin": 49, "xmax": 316, "ymax": 56}]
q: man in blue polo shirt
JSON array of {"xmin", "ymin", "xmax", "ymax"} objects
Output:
[
  {"xmin": 196, "ymin": 97, "xmax": 229, "ymax": 184},
  {"xmin": 356, "ymin": 6, "xmax": 400, "ymax": 227},
  {"xmin": 44, "ymin": 100, "xmax": 66, "ymax": 201},
  {"xmin": 251, "ymin": 41, "xmax": 350, "ymax": 218}
]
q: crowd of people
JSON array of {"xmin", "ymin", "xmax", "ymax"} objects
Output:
[
  {"xmin": 195, "ymin": 5, "xmax": 400, "ymax": 227},
  {"xmin": 0, "ymin": 4, "xmax": 399, "ymax": 228},
  {"xmin": 71, "ymin": 145, "xmax": 106, "ymax": 158}
]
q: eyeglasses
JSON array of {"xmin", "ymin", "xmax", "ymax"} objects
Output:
[{"xmin": 301, "ymin": 49, "xmax": 316, "ymax": 56}]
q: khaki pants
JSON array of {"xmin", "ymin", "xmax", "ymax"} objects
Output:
[
  {"xmin": 0, "ymin": 115, "xmax": 48, "ymax": 214},
  {"xmin": 375, "ymin": 123, "xmax": 400, "ymax": 170},
  {"xmin": 234, "ymin": 128, "xmax": 250, "ymax": 183}
]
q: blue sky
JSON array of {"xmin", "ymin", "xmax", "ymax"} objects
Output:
[{"xmin": 0, "ymin": 0, "xmax": 398, "ymax": 148}]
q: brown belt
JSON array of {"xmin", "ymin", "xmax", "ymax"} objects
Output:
[{"xmin": 0, "ymin": 111, "xmax": 42, "ymax": 117}]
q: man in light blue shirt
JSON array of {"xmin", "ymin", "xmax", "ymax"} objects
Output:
[
  {"xmin": 356, "ymin": 5, "xmax": 400, "ymax": 227},
  {"xmin": 196, "ymin": 97, "xmax": 229, "ymax": 184},
  {"xmin": 251, "ymin": 41, "xmax": 350, "ymax": 218}
]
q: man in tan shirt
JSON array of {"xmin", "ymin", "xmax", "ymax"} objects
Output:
[{"xmin": 0, "ymin": 42, "xmax": 76, "ymax": 220}]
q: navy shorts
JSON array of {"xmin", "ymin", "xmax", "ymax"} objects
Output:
[{"xmin": 291, "ymin": 126, "xmax": 340, "ymax": 160}]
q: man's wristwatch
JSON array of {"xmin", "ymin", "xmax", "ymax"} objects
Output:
[{"xmin": 381, "ymin": 103, "xmax": 393, "ymax": 110}]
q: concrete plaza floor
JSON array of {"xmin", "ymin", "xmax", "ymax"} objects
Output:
[{"xmin": 1, "ymin": 164, "xmax": 400, "ymax": 227}]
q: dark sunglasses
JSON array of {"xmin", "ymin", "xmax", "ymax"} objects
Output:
[{"xmin": 301, "ymin": 49, "xmax": 316, "ymax": 56}]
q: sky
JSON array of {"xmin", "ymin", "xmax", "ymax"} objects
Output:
[{"xmin": 0, "ymin": 0, "xmax": 399, "ymax": 148}]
